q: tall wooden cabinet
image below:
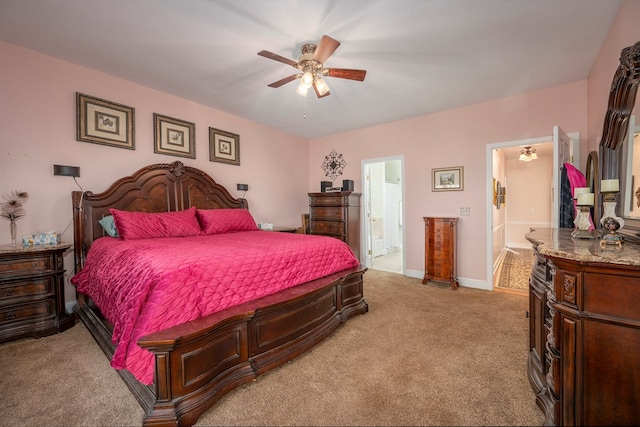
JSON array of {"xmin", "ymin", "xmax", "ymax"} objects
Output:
[
  {"xmin": 422, "ymin": 217, "xmax": 458, "ymax": 289},
  {"xmin": 308, "ymin": 191, "xmax": 361, "ymax": 260}
]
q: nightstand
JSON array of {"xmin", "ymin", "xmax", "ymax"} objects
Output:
[
  {"xmin": 0, "ymin": 243, "xmax": 75, "ymax": 343},
  {"xmin": 273, "ymin": 226, "xmax": 298, "ymax": 233}
]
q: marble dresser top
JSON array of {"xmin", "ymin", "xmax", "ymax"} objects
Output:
[
  {"xmin": 525, "ymin": 228, "xmax": 640, "ymax": 267},
  {"xmin": 0, "ymin": 243, "xmax": 71, "ymax": 255}
]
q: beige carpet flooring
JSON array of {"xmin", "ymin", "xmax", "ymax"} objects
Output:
[
  {"xmin": 496, "ymin": 248, "xmax": 534, "ymax": 292},
  {"xmin": 0, "ymin": 269, "xmax": 543, "ymax": 426}
]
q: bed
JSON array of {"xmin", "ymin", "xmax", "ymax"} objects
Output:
[{"xmin": 71, "ymin": 160, "xmax": 368, "ymax": 426}]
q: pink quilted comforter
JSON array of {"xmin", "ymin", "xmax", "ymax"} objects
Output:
[{"xmin": 72, "ymin": 231, "xmax": 359, "ymax": 384}]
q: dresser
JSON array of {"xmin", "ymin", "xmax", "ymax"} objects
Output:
[
  {"xmin": 422, "ymin": 217, "xmax": 458, "ymax": 289},
  {"xmin": 526, "ymin": 228, "xmax": 640, "ymax": 426},
  {"xmin": 308, "ymin": 191, "xmax": 361, "ymax": 260},
  {"xmin": 0, "ymin": 243, "xmax": 75, "ymax": 343}
]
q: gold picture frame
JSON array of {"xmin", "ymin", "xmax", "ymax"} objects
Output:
[
  {"xmin": 209, "ymin": 127, "xmax": 240, "ymax": 166},
  {"xmin": 76, "ymin": 92, "xmax": 135, "ymax": 149},
  {"xmin": 153, "ymin": 113, "xmax": 195, "ymax": 159},
  {"xmin": 432, "ymin": 166, "xmax": 464, "ymax": 192}
]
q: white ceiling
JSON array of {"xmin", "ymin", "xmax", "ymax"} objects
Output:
[{"xmin": 0, "ymin": 0, "xmax": 622, "ymax": 139}]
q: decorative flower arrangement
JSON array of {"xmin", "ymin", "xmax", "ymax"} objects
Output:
[{"xmin": 1, "ymin": 190, "xmax": 29, "ymax": 245}]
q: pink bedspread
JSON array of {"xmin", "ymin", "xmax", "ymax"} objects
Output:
[{"xmin": 72, "ymin": 231, "xmax": 359, "ymax": 384}]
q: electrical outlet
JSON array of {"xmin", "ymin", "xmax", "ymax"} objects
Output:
[{"xmin": 460, "ymin": 207, "xmax": 471, "ymax": 216}]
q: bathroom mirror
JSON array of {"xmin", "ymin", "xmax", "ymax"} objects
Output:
[{"xmin": 601, "ymin": 41, "xmax": 640, "ymax": 241}]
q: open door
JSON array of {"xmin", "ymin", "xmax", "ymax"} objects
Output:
[
  {"xmin": 551, "ymin": 126, "xmax": 572, "ymax": 227},
  {"xmin": 363, "ymin": 167, "xmax": 374, "ymax": 268}
]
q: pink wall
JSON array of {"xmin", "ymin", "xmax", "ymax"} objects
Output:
[
  {"xmin": 309, "ymin": 81, "xmax": 587, "ymax": 282},
  {"xmin": 2, "ymin": 1, "xmax": 638, "ymax": 305},
  {"xmin": 0, "ymin": 40, "xmax": 309, "ymax": 305},
  {"xmin": 587, "ymin": 0, "xmax": 640, "ymax": 152}
]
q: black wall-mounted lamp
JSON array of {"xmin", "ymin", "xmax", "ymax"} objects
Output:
[
  {"xmin": 237, "ymin": 183, "xmax": 249, "ymax": 191},
  {"xmin": 53, "ymin": 164, "xmax": 80, "ymax": 178}
]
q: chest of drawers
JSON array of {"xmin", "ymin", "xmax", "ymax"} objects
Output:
[
  {"xmin": 0, "ymin": 243, "xmax": 75, "ymax": 342},
  {"xmin": 308, "ymin": 191, "xmax": 361, "ymax": 260},
  {"xmin": 422, "ymin": 217, "xmax": 458, "ymax": 289}
]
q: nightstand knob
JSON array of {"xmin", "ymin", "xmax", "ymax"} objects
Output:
[{"xmin": 4, "ymin": 311, "xmax": 16, "ymax": 321}]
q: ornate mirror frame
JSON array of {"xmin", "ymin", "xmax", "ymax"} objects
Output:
[{"xmin": 600, "ymin": 40, "xmax": 640, "ymax": 242}]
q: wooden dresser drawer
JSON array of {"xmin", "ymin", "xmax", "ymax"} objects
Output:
[
  {"xmin": 0, "ymin": 298, "xmax": 55, "ymax": 325},
  {"xmin": 0, "ymin": 255, "xmax": 51, "ymax": 275},
  {"xmin": 309, "ymin": 194, "xmax": 350, "ymax": 206},
  {"xmin": 0, "ymin": 277, "xmax": 53, "ymax": 305},
  {"xmin": 311, "ymin": 206, "xmax": 345, "ymax": 221},
  {"xmin": 310, "ymin": 221, "xmax": 345, "ymax": 236}
]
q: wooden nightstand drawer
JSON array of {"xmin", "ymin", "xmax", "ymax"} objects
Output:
[
  {"xmin": 0, "ymin": 299, "xmax": 55, "ymax": 325},
  {"xmin": 0, "ymin": 277, "xmax": 53, "ymax": 305},
  {"xmin": 0, "ymin": 255, "xmax": 51, "ymax": 275}
]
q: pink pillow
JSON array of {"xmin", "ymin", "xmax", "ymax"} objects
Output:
[
  {"xmin": 196, "ymin": 208, "xmax": 258, "ymax": 234},
  {"xmin": 109, "ymin": 207, "xmax": 202, "ymax": 240}
]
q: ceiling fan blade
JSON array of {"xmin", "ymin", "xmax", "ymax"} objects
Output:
[
  {"xmin": 326, "ymin": 68, "xmax": 367, "ymax": 81},
  {"xmin": 258, "ymin": 50, "xmax": 298, "ymax": 67},
  {"xmin": 268, "ymin": 74, "xmax": 298, "ymax": 88},
  {"xmin": 313, "ymin": 35, "xmax": 340, "ymax": 63}
]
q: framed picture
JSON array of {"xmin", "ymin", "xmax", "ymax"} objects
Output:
[
  {"xmin": 153, "ymin": 113, "xmax": 195, "ymax": 159},
  {"xmin": 209, "ymin": 127, "xmax": 240, "ymax": 166},
  {"xmin": 76, "ymin": 92, "xmax": 135, "ymax": 149},
  {"xmin": 432, "ymin": 166, "xmax": 464, "ymax": 192}
]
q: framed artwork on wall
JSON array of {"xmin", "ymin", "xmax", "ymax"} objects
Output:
[
  {"xmin": 209, "ymin": 127, "xmax": 240, "ymax": 165},
  {"xmin": 432, "ymin": 166, "xmax": 464, "ymax": 191},
  {"xmin": 153, "ymin": 113, "xmax": 195, "ymax": 159},
  {"xmin": 76, "ymin": 92, "xmax": 135, "ymax": 149}
]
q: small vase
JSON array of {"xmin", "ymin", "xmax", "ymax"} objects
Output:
[{"xmin": 10, "ymin": 220, "xmax": 17, "ymax": 246}]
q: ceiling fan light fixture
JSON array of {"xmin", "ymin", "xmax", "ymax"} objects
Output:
[
  {"xmin": 315, "ymin": 76, "xmax": 330, "ymax": 96},
  {"xmin": 300, "ymin": 71, "xmax": 314, "ymax": 88},
  {"xmin": 296, "ymin": 81, "xmax": 309, "ymax": 97}
]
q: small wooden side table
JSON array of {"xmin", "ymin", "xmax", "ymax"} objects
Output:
[{"xmin": 0, "ymin": 243, "xmax": 75, "ymax": 342}]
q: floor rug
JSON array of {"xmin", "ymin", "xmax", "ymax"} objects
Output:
[{"xmin": 497, "ymin": 248, "xmax": 533, "ymax": 292}]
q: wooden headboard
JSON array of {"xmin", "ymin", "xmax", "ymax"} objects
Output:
[{"xmin": 72, "ymin": 161, "xmax": 247, "ymax": 271}]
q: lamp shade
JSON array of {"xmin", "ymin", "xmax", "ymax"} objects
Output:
[{"xmin": 300, "ymin": 71, "xmax": 313, "ymax": 88}]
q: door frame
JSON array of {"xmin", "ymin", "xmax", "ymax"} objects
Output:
[
  {"xmin": 361, "ymin": 155, "xmax": 406, "ymax": 272},
  {"xmin": 485, "ymin": 131, "xmax": 579, "ymax": 290}
]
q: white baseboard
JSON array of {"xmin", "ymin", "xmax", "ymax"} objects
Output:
[{"xmin": 405, "ymin": 269, "xmax": 489, "ymax": 291}]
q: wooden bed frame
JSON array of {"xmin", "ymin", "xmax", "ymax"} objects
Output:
[{"xmin": 71, "ymin": 161, "xmax": 368, "ymax": 426}]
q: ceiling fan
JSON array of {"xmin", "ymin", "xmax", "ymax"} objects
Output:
[{"xmin": 257, "ymin": 35, "xmax": 366, "ymax": 98}]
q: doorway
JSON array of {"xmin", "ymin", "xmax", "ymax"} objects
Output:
[
  {"xmin": 362, "ymin": 156, "xmax": 405, "ymax": 274},
  {"xmin": 487, "ymin": 137, "xmax": 553, "ymax": 291},
  {"xmin": 486, "ymin": 129, "xmax": 579, "ymax": 290}
]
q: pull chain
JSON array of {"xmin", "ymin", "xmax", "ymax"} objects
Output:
[{"xmin": 303, "ymin": 95, "xmax": 307, "ymax": 119}]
